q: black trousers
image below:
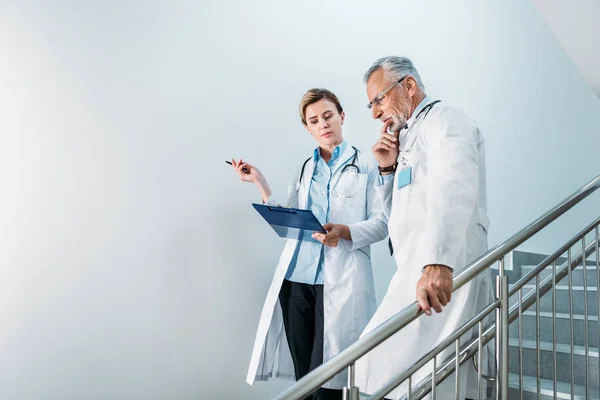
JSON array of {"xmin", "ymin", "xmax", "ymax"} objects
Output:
[{"xmin": 279, "ymin": 279, "xmax": 343, "ymax": 400}]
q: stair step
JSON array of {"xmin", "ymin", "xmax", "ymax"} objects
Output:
[
  {"xmin": 507, "ymin": 284, "xmax": 599, "ymax": 315},
  {"xmin": 520, "ymin": 264, "xmax": 600, "ymax": 286},
  {"xmin": 509, "ymin": 373, "xmax": 599, "ymax": 399},
  {"xmin": 509, "ymin": 337, "xmax": 599, "ymax": 357},
  {"xmin": 519, "ymin": 310, "xmax": 598, "ymax": 321},
  {"xmin": 509, "ymin": 311, "xmax": 600, "ymax": 347},
  {"xmin": 522, "ymin": 265, "xmax": 600, "ymax": 271},
  {"xmin": 517, "ymin": 284, "xmax": 598, "ymax": 291},
  {"xmin": 508, "ymin": 338, "xmax": 600, "ymax": 387}
]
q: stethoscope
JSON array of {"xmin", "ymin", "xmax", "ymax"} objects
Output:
[
  {"xmin": 295, "ymin": 146, "xmax": 359, "ymax": 191},
  {"xmin": 416, "ymin": 99, "xmax": 440, "ymax": 119},
  {"xmin": 399, "ymin": 100, "xmax": 440, "ymax": 143},
  {"xmin": 398, "ymin": 100, "xmax": 441, "ymax": 167},
  {"xmin": 388, "ymin": 99, "xmax": 441, "ymax": 257}
]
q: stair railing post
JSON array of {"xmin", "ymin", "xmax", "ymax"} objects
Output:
[
  {"xmin": 495, "ymin": 257, "xmax": 509, "ymax": 400},
  {"xmin": 342, "ymin": 364, "xmax": 360, "ymax": 400}
]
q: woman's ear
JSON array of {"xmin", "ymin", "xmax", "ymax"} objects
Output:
[{"xmin": 340, "ymin": 111, "xmax": 345, "ymax": 125}]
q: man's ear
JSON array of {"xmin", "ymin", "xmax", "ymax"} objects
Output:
[{"xmin": 406, "ymin": 76, "xmax": 419, "ymax": 96}]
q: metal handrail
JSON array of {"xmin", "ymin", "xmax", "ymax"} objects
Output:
[
  {"xmin": 272, "ymin": 173, "xmax": 600, "ymax": 400},
  {"xmin": 380, "ymin": 217, "xmax": 600, "ymax": 400},
  {"xmin": 367, "ymin": 299, "xmax": 500, "ymax": 399}
]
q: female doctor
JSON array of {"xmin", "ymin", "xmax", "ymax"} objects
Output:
[{"xmin": 230, "ymin": 88, "xmax": 388, "ymax": 400}]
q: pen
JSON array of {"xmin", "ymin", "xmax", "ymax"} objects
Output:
[{"xmin": 225, "ymin": 160, "xmax": 249, "ymax": 173}]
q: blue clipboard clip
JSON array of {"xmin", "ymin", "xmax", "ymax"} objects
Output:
[{"xmin": 252, "ymin": 203, "xmax": 326, "ymax": 241}]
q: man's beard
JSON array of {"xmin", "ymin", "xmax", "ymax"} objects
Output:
[{"xmin": 389, "ymin": 115, "xmax": 407, "ymax": 133}]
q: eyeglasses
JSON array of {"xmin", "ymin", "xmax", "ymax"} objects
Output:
[{"xmin": 367, "ymin": 76, "xmax": 407, "ymax": 110}]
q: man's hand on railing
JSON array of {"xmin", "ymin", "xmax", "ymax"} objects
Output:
[{"xmin": 417, "ymin": 265, "xmax": 454, "ymax": 315}]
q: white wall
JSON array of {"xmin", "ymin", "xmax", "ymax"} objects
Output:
[
  {"xmin": 531, "ymin": 0, "xmax": 600, "ymax": 96},
  {"xmin": 0, "ymin": 0, "xmax": 599, "ymax": 399}
]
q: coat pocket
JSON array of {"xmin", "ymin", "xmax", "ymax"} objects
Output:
[{"xmin": 330, "ymin": 173, "xmax": 368, "ymax": 223}]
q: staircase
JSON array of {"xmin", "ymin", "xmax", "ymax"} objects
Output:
[
  {"xmin": 499, "ymin": 250, "xmax": 600, "ymax": 399},
  {"xmin": 273, "ymin": 174, "xmax": 600, "ymax": 400}
]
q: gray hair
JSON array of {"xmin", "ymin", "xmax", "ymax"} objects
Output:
[{"xmin": 363, "ymin": 56, "xmax": 425, "ymax": 90}]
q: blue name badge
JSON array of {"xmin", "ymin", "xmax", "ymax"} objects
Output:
[{"xmin": 397, "ymin": 166, "xmax": 412, "ymax": 190}]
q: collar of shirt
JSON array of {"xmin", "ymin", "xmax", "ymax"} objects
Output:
[
  {"xmin": 313, "ymin": 140, "xmax": 348, "ymax": 166},
  {"xmin": 404, "ymin": 95, "xmax": 432, "ymax": 130}
]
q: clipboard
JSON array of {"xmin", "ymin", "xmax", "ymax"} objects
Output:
[{"xmin": 252, "ymin": 203, "xmax": 326, "ymax": 241}]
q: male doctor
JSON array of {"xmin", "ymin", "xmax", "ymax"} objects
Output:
[{"xmin": 354, "ymin": 56, "xmax": 494, "ymax": 400}]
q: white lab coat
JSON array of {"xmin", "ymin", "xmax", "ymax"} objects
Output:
[
  {"xmin": 354, "ymin": 103, "xmax": 495, "ymax": 400},
  {"xmin": 246, "ymin": 144, "xmax": 389, "ymax": 389}
]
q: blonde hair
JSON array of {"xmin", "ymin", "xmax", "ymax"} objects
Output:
[{"xmin": 299, "ymin": 88, "xmax": 344, "ymax": 125}]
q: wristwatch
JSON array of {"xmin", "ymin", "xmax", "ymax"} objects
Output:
[{"xmin": 378, "ymin": 163, "xmax": 397, "ymax": 174}]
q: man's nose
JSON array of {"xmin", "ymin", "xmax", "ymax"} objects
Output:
[{"xmin": 372, "ymin": 105, "xmax": 381, "ymax": 120}]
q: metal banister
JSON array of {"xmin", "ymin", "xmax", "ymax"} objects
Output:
[
  {"xmin": 368, "ymin": 299, "xmax": 500, "ymax": 399},
  {"xmin": 371, "ymin": 216, "xmax": 600, "ymax": 400},
  {"xmin": 272, "ymin": 173, "xmax": 600, "ymax": 400}
]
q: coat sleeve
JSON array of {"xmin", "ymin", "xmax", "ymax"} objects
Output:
[
  {"xmin": 418, "ymin": 110, "xmax": 481, "ymax": 272},
  {"xmin": 264, "ymin": 164, "xmax": 301, "ymax": 208},
  {"xmin": 374, "ymin": 173, "xmax": 394, "ymax": 221},
  {"xmin": 342, "ymin": 157, "xmax": 389, "ymax": 251}
]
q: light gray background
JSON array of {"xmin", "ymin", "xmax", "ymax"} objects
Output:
[{"xmin": 1, "ymin": 0, "xmax": 599, "ymax": 399}]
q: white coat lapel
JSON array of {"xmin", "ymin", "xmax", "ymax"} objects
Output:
[
  {"xmin": 330, "ymin": 144, "xmax": 357, "ymax": 193},
  {"xmin": 299, "ymin": 144, "xmax": 356, "ymax": 208},
  {"xmin": 331, "ymin": 144, "xmax": 356, "ymax": 176}
]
